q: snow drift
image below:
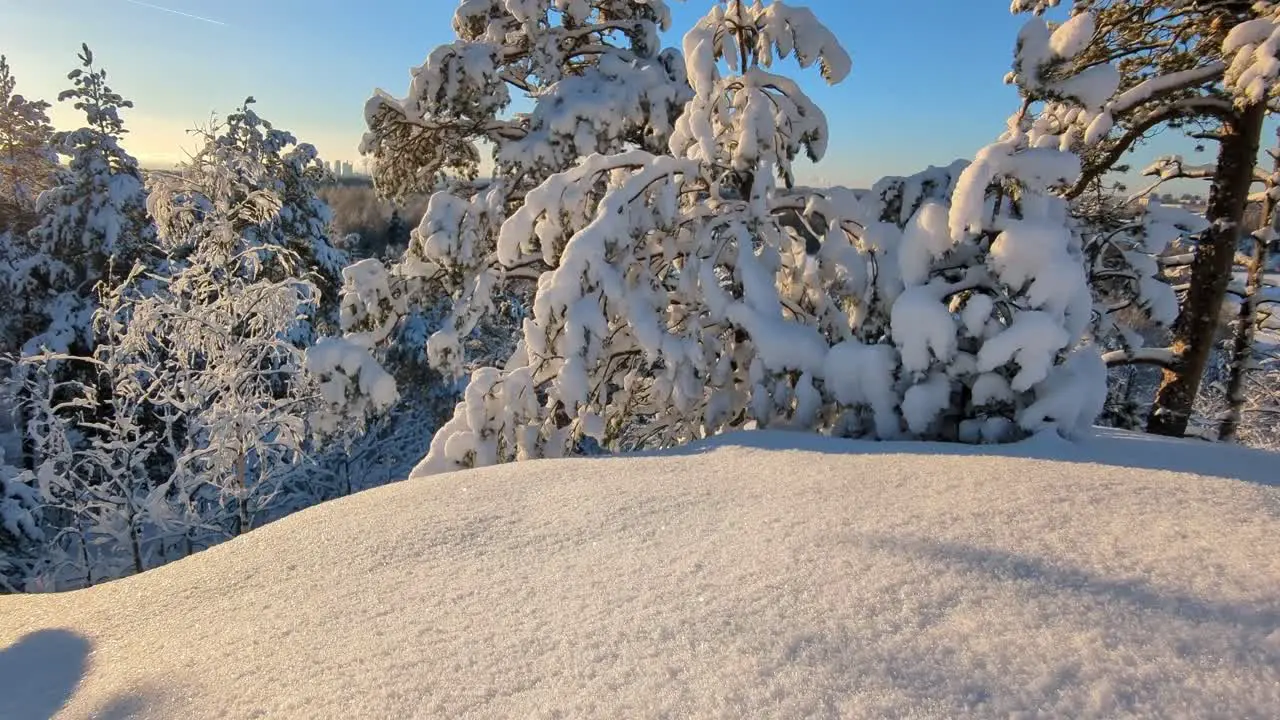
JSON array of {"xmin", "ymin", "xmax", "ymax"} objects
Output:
[{"xmin": 2, "ymin": 430, "xmax": 1279, "ymax": 719}]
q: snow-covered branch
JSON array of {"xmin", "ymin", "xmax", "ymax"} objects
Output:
[{"xmin": 1102, "ymin": 346, "xmax": 1177, "ymax": 368}]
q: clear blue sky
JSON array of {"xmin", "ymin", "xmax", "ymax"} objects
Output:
[{"xmin": 0, "ymin": 0, "xmax": 1219, "ymax": 191}]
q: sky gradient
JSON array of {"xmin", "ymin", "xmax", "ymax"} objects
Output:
[{"xmin": 0, "ymin": 0, "xmax": 1225, "ymax": 191}]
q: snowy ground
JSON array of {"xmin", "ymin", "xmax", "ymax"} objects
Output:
[{"xmin": 2, "ymin": 429, "xmax": 1279, "ymax": 719}]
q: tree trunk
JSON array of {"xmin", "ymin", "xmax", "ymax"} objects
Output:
[
  {"xmin": 80, "ymin": 530, "xmax": 92, "ymax": 588},
  {"xmin": 1146, "ymin": 101, "xmax": 1266, "ymax": 437},
  {"xmin": 234, "ymin": 452, "xmax": 249, "ymax": 536},
  {"xmin": 130, "ymin": 520, "xmax": 144, "ymax": 576},
  {"xmin": 1218, "ymin": 132, "xmax": 1279, "ymax": 442}
]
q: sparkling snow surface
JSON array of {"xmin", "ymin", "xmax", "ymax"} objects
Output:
[{"xmin": 3, "ymin": 430, "xmax": 1280, "ymax": 719}]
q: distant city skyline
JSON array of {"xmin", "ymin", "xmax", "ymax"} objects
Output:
[
  {"xmin": 322, "ymin": 159, "xmax": 364, "ymax": 179},
  {"xmin": 1, "ymin": 0, "xmax": 1265, "ymax": 193}
]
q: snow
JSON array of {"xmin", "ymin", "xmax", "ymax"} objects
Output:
[
  {"xmin": 971, "ymin": 371, "xmax": 1014, "ymax": 406},
  {"xmin": 897, "ymin": 200, "xmax": 953, "ymax": 287},
  {"xmin": 1138, "ymin": 274, "xmax": 1180, "ymax": 325},
  {"xmin": 0, "ymin": 448, "xmax": 41, "ymax": 546},
  {"xmin": 990, "ymin": 220, "xmax": 1088, "ymax": 320},
  {"xmin": 891, "ymin": 285, "xmax": 958, "ymax": 374},
  {"xmin": 1018, "ymin": 345, "xmax": 1107, "ymax": 437},
  {"xmin": 304, "ymin": 336, "xmax": 400, "ymax": 436},
  {"xmin": 901, "ymin": 372, "xmax": 952, "ymax": 434},
  {"xmin": 727, "ymin": 303, "xmax": 829, "ymax": 377},
  {"xmin": 1009, "ymin": 12, "xmax": 1113, "ymax": 109},
  {"xmin": 1049, "ymin": 63, "xmax": 1120, "ymax": 111},
  {"xmin": 1108, "ymin": 64, "xmax": 1226, "ymax": 114},
  {"xmin": 821, "ymin": 341, "xmax": 901, "ymax": 438},
  {"xmin": 976, "ymin": 311, "xmax": 1072, "ymax": 392},
  {"xmin": 1048, "ymin": 12, "xmax": 1094, "ymax": 59},
  {"xmin": 1223, "ymin": 10, "xmax": 1280, "ymax": 105},
  {"xmin": 3, "ymin": 430, "xmax": 1280, "ymax": 718},
  {"xmin": 1101, "ymin": 345, "xmax": 1176, "ymax": 367}
]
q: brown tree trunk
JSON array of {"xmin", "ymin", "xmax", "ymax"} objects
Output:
[
  {"xmin": 1147, "ymin": 102, "xmax": 1267, "ymax": 437},
  {"xmin": 1218, "ymin": 131, "xmax": 1279, "ymax": 442}
]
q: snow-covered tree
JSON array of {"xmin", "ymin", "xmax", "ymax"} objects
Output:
[
  {"xmin": 1011, "ymin": 0, "xmax": 1280, "ymax": 436},
  {"xmin": 346, "ymin": 0, "xmax": 694, "ymax": 377},
  {"xmin": 413, "ymin": 0, "xmax": 864, "ymax": 473},
  {"xmin": 135, "ymin": 154, "xmax": 341, "ymax": 537},
  {"xmin": 1218, "ymin": 128, "xmax": 1280, "ymax": 442},
  {"xmin": 11, "ymin": 344, "xmax": 186, "ymax": 587},
  {"xmin": 362, "ymin": 0, "xmax": 690, "ymax": 199},
  {"xmin": 4, "ymin": 45, "xmax": 154, "ymax": 359},
  {"xmin": 13, "ymin": 366, "xmax": 98, "ymax": 589},
  {"xmin": 2, "ymin": 101, "xmax": 398, "ymax": 590},
  {"xmin": 0, "ymin": 56, "xmax": 56, "ymax": 362},
  {"xmin": 0, "ymin": 55, "xmax": 55, "ymax": 235},
  {"xmin": 1075, "ymin": 176, "xmax": 1207, "ymax": 367},
  {"xmin": 148, "ymin": 99, "xmax": 347, "ymax": 337},
  {"xmin": 324, "ymin": 1, "xmax": 698, "ymax": 466}
]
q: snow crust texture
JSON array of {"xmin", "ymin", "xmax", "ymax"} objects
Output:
[{"xmin": 3, "ymin": 431, "xmax": 1280, "ymax": 719}]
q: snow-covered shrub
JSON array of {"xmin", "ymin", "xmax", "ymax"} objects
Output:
[{"xmin": 911, "ymin": 11, "xmax": 1129, "ymax": 441}]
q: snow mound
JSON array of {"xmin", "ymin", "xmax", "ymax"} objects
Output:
[{"xmin": 3, "ymin": 431, "xmax": 1280, "ymax": 719}]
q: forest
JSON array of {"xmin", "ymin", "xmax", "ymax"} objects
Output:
[{"xmin": 2, "ymin": 0, "xmax": 1279, "ymax": 593}]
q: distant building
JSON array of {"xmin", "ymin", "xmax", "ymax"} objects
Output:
[{"xmin": 341, "ymin": 161, "xmax": 353, "ymax": 177}]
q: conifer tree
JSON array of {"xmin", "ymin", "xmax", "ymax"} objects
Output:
[
  {"xmin": 7, "ymin": 45, "xmax": 154, "ymax": 358},
  {"xmin": 0, "ymin": 55, "xmax": 55, "ymax": 235},
  {"xmin": 1012, "ymin": 0, "xmax": 1280, "ymax": 436}
]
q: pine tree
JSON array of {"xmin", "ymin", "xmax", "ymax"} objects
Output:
[
  {"xmin": 7, "ymin": 45, "xmax": 155, "ymax": 358},
  {"xmin": 410, "ymin": 1, "xmax": 1137, "ymax": 475},
  {"xmin": 1219, "ymin": 128, "xmax": 1280, "ymax": 441},
  {"xmin": 1011, "ymin": 0, "xmax": 1279, "ymax": 436},
  {"xmin": 0, "ymin": 55, "xmax": 55, "ymax": 235},
  {"xmin": 385, "ymin": 207, "xmax": 408, "ymax": 250},
  {"xmin": 361, "ymin": 0, "xmax": 690, "ymax": 199}
]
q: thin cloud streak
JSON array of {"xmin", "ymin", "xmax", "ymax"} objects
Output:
[{"xmin": 121, "ymin": 0, "xmax": 227, "ymax": 26}]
